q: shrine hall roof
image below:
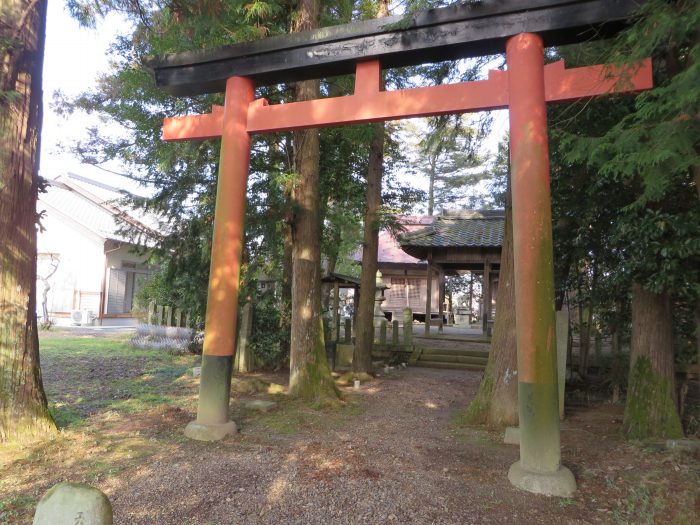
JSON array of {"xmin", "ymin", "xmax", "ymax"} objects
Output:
[{"xmin": 400, "ymin": 211, "xmax": 504, "ymax": 258}]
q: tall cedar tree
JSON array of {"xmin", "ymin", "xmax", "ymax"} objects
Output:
[
  {"xmin": 287, "ymin": 0, "xmax": 339, "ymax": 401},
  {"xmin": 0, "ymin": 0, "xmax": 56, "ymax": 442},
  {"xmin": 463, "ymin": 143, "xmax": 518, "ymax": 427},
  {"xmin": 353, "ymin": 0, "xmax": 389, "ymax": 376}
]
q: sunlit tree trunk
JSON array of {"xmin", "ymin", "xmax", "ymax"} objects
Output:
[
  {"xmin": 623, "ymin": 283, "xmax": 683, "ymax": 439},
  {"xmin": 287, "ymin": 0, "xmax": 338, "ymax": 401},
  {"xmin": 352, "ymin": 0, "xmax": 389, "ymax": 376},
  {"xmin": 0, "ymin": 0, "xmax": 56, "ymax": 442},
  {"xmin": 464, "ymin": 188, "xmax": 518, "ymax": 427}
]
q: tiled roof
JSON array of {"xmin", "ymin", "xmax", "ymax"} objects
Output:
[
  {"xmin": 39, "ymin": 173, "xmax": 162, "ymax": 244},
  {"xmin": 400, "ymin": 211, "xmax": 504, "ymax": 249},
  {"xmin": 356, "ymin": 216, "xmax": 436, "ymax": 265}
]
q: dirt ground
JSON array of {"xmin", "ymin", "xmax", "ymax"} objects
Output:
[{"xmin": 1, "ymin": 332, "xmax": 698, "ymax": 524}]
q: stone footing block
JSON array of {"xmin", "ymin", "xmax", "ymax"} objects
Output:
[
  {"xmin": 184, "ymin": 420, "xmax": 237, "ymax": 441},
  {"xmin": 504, "ymin": 426, "xmax": 519, "ymax": 445},
  {"xmin": 508, "ymin": 460, "xmax": 576, "ymax": 497}
]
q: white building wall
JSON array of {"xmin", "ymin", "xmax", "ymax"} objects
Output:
[{"xmin": 36, "ymin": 211, "xmax": 105, "ymax": 319}]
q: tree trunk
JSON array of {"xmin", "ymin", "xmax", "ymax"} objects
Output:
[
  {"xmin": 0, "ymin": 0, "xmax": 56, "ymax": 442},
  {"xmin": 464, "ymin": 185, "xmax": 518, "ymax": 427},
  {"xmin": 623, "ymin": 283, "xmax": 683, "ymax": 439},
  {"xmin": 427, "ymin": 158, "xmax": 436, "ymax": 216},
  {"xmin": 352, "ymin": 0, "xmax": 389, "ymax": 376},
  {"xmin": 279, "ymin": 221, "xmax": 293, "ymax": 359},
  {"xmin": 280, "ymin": 134, "xmax": 294, "ymax": 360},
  {"xmin": 320, "ymin": 221, "xmax": 340, "ymax": 313},
  {"xmin": 577, "ymin": 264, "xmax": 593, "ymax": 378},
  {"xmin": 352, "ymin": 124, "xmax": 384, "ymax": 374},
  {"xmin": 287, "ymin": 0, "xmax": 338, "ymax": 401}
]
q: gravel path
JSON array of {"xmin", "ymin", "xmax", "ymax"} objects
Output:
[{"xmin": 104, "ymin": 368, "xmax": 592, "ymax": 524}]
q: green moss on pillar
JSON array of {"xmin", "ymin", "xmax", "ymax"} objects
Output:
[
  {"xmin": 184, "ymin": 354, "xmax": 237, "ymax": 441},
  {"xmin": 518, "ymin": 381, "xmax": 561, "ymax": 473}
]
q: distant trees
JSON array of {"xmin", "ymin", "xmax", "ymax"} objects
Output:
[
  {"xmin": 59, "ymin": 0, "xmax": 420, "ymax": 399},
  {"xmin": 0, "ymin": 0, "xmax": 56, "ymax": 442}
]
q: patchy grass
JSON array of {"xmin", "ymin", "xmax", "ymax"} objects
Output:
[
  {"xmin": 40, "ymin": 333, "xmax": 200, "ymax": 425},
  {"xmin": 0, "ymin": 331, "xmax": 203, "ymax": 524},
  {"xmin": 240, "ymin": 397, "xmax": 365, "ymax": 436}
]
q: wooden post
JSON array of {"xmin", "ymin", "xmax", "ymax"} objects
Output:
[
  {"xmin": 482, "ymin": 261, "xmax": 491, "ymax": 335},
  {"xmin": 379, "ymin": 320, "xmax": 387, "ymax": 344},
  {"xmin": 392, "ymin": 320, "xmax": 399, "ymax": 345},
  {"xmin": 332, "ymin": 282, "xmax": 340, "ymax": 342},
  {"xmin": 438, "ymin": 268, "xmax": 445, "ymax": 333},
  {"xmin": 425, "ymin": 254, "xmax": 433, "ymax": 335},
  {"xmin": 344, "ymin": 318, "xmax": 352, "ymax": 344},
  {"xmin": 403, "ymin": 307, "xmax": 413, "ymax": 347},
  {"xmin": 235, "ymin": 300, "xmax": 254, "ymax": 373}
]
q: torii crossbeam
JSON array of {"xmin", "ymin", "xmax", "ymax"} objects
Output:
[{"xmin": 151, "ymin": 0, "xmax": 652, "ymax": 497}]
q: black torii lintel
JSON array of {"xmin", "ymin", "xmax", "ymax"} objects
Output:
[{"xmin": 148, "ymin": 0, "xmax": 645, "ymax": 97}]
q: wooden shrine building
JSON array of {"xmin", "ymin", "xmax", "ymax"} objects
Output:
[{"xmin": 373, "ymin": 212, "xmax": 503, "ymax": 335}]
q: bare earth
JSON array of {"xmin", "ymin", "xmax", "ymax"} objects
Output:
[{"xmin": 1, "ymin": 333, "xmax": 698, "ymax": 524}]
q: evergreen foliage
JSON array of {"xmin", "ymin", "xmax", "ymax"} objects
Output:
[
  {"xmin": 549, "ymin": 0, "xmax": 700, "ymax": 437},
  {"xmin": 59, "ymin": 0, "xmax": 426, "ymax": 369}
]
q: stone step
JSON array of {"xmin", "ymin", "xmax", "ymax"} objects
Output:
[
  {"xmin": 418, "ymin": 354, "xmax": 489, "ymax": 366},
  {"xmin": 413, "ymin": 360, "xmax": 486, "ymax": 371},
  {"xmin": 418, "ymin": 347, "xmax": 489, "ymax": 358}
]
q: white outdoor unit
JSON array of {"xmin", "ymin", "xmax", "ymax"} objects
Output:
[{"xmin": 70, "ymin": 310, "xmax": 95, "ymax": 326}]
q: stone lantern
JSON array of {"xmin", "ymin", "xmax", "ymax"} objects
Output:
[{"xmin": 373, "ymin": 270, "xmax": 389, "ymax": 326}]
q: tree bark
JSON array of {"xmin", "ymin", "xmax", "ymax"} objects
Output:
[
  {"xmin": 0, "ymin": 0, "xmax": 56, "ymax": 442},
  {"xmin": 623, "ymin": 283, "xmax": 683, "ymax": 439},
  {"xmin": 352, "ymin": 0, "xmax": 389, "ymax": 376},
  {"xmin": 353, "ymin": 123, "xmax": 385, "ymax": 374},
  {"xmin": 464, "ymin": 186, "xmax": 518, "ymax": 427},
  {"xmin": 287, "ymin": 0, "xmax": 338, "ymax": 401},
  {"xmin": 427, "ymin": 157, "xmax": 436, "ymax": 216}
]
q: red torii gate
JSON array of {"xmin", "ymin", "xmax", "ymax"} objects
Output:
[{"xmin": 159, "ymin": 31, "xmax": 651, "ymax": 496}]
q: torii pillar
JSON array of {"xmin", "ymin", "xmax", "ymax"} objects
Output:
[
  {"xmin": 160, "ymin": 35, "xmax": 651, "ymax": 494},
  {"xmin": 182, "ymin": 76, "xmax": 255, "ymax": 441},
  {"xmin": 506, "ymin": 33, "xmax": 575, "ymax": 496}
]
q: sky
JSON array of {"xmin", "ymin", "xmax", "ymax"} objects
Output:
[
  {"xmin": 40, "ymin": 4, "xmax": 509, "ymax": 209},
  {"xmin": 41, "ymin": 3, "xmax": 139, "ymax": 191}
]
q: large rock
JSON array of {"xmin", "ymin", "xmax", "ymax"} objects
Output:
[{"xmin": 34, "ymin": 482, "xmax": 113, "ymax": 525}]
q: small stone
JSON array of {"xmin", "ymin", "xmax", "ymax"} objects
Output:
[
  {"xmin": 504, "ymin": 426, "xmax": 520, "ymax": 445},
  {"xmin": 239, "ymin": 487, "xmax": 245, "ymax": 492},
  {"xmin": 665, "ymin": 439, "xmax": 700, "ymax": 453},
  {"xmin": 241, "ymin": 400, "xmax": 278, "ymax": 412},
  {"xmin": 33, "ymin": 482, "xmax": 113, "ymax": 525}
]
